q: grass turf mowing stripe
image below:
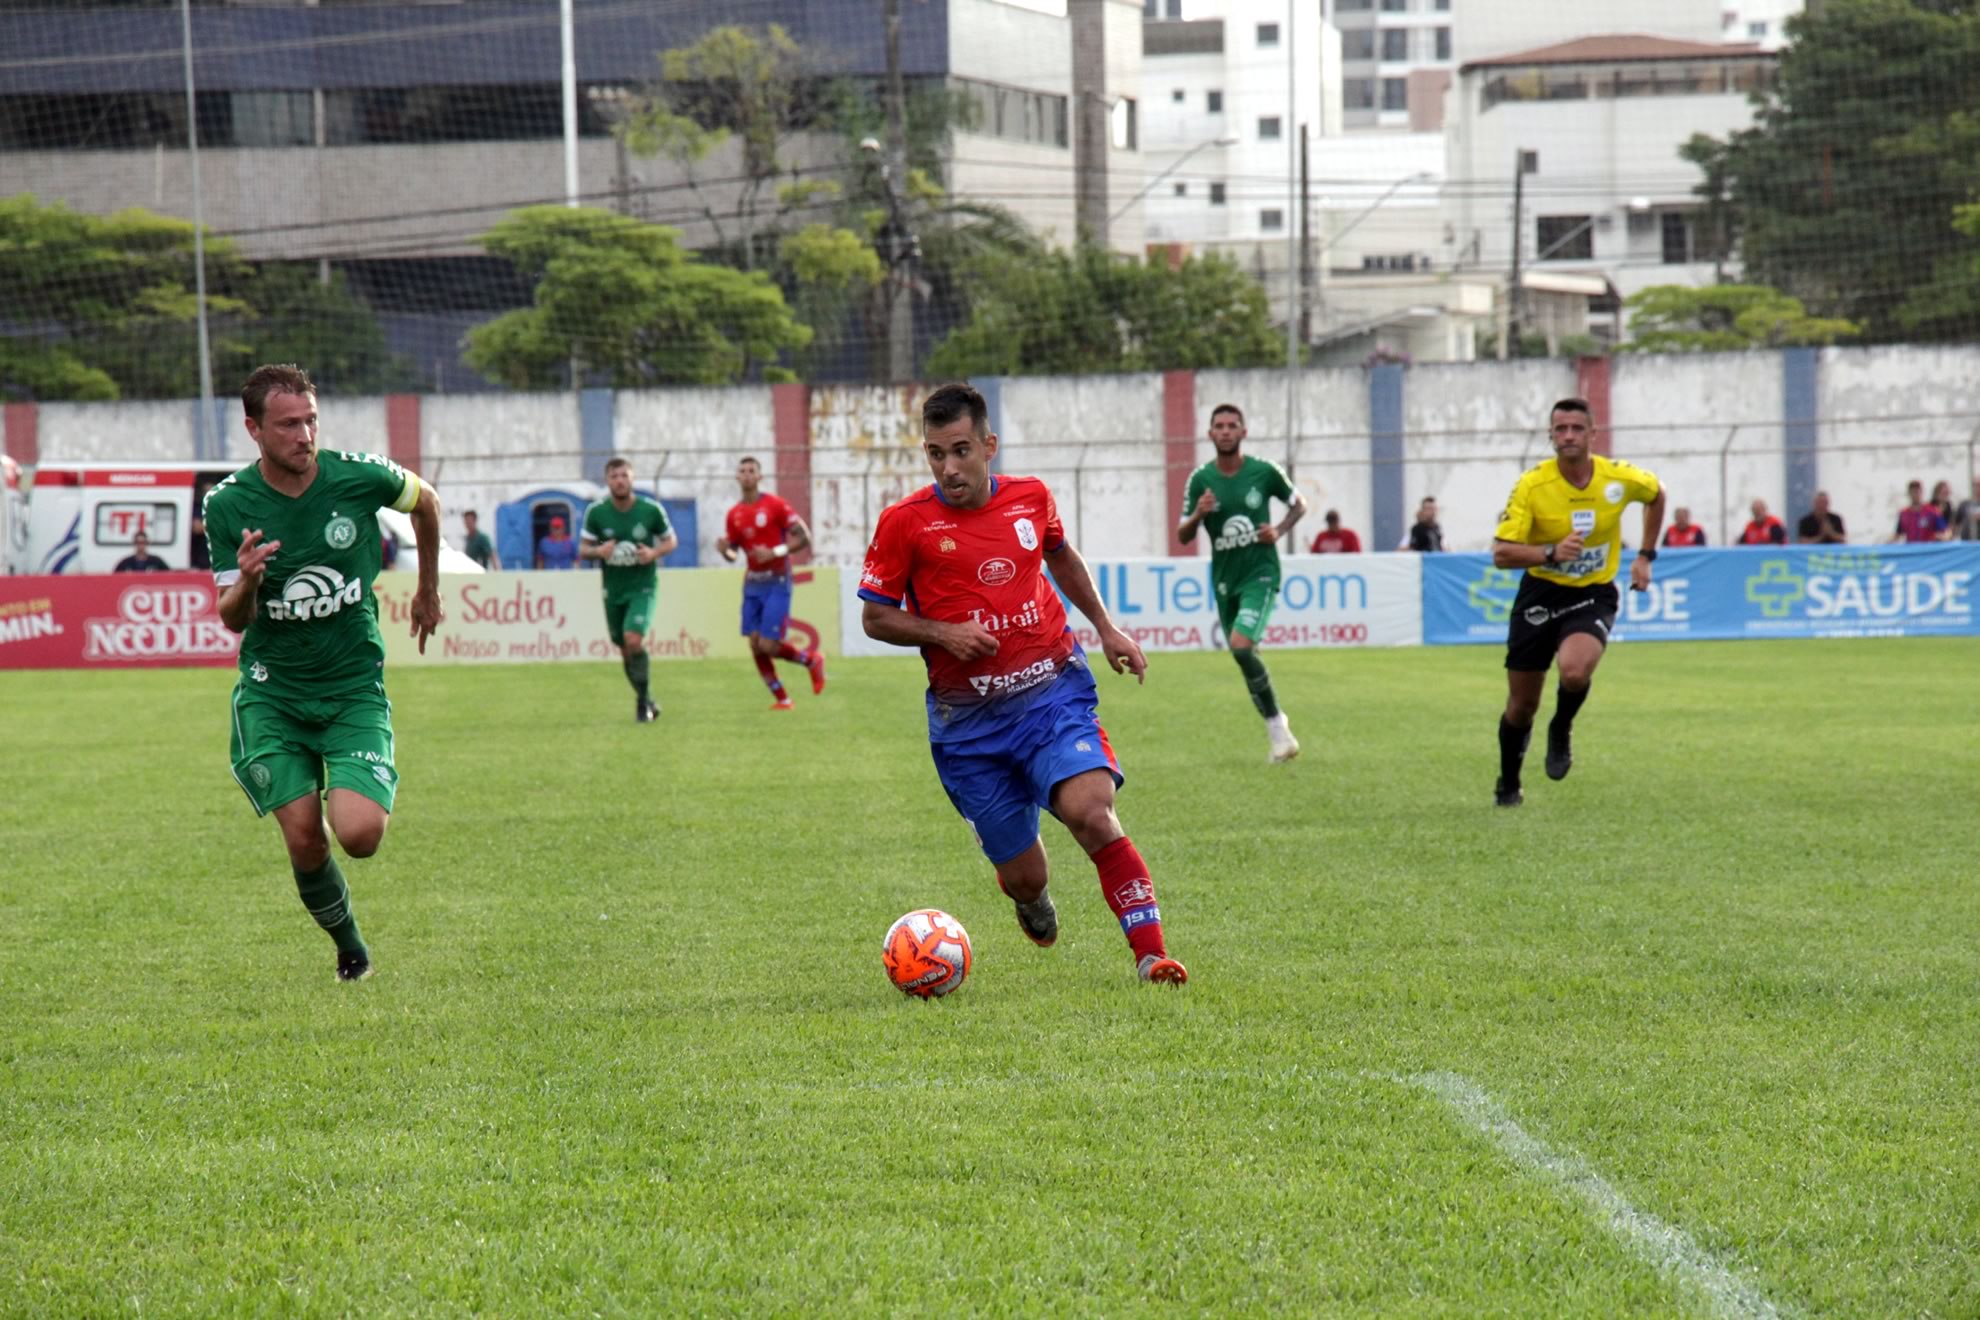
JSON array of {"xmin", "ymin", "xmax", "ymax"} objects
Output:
[{"xmin": 1405, "ymin": 1071, "xmax": 1787, "ymax": 1320}]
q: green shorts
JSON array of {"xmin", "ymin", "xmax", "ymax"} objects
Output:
[
  {"xmin": 1217, "ymin": 576, "xmax": 1278, "ymax": 646},
  {"xmin": 605, "ymin": 590, "xmax": 656, "ymax": 648},
  {"xmin": 229, "ymin": 680, "xmax": 398, "ymax": 817}
]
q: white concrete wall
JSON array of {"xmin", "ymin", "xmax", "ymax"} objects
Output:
[
  {"xmin": 616, "ymin": 387, "xmax": 779, "ymax": 566},
  {"xmin": 1001, "ymin": 373, "xmax": 1169, "ymax": 555},
  {"xmin": 1609, "ymin": 351, "xmax": 1785, "ymax": 547},
  {"xmin": 1818, "ymin": 345, "xmax": 1980, "ymax": 546},
  {"xmin": 23, "ymin": 344, "xmax": 1980, "ymax": 569}
]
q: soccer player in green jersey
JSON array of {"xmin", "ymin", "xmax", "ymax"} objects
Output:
[
  {"xmin": 581, "ymin": 456, "xmax": 678, "ymax": 722},
  {"xmin": 1176, "ymin": 403, "xmax": 1308, "ymax": 763},
  {"xmin": 204, "ymin": 364, "xmax": 444, "ymax": 982}
]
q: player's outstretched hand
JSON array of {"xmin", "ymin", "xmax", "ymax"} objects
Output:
[
  {"xmin": 1099, "ymin": 625, "xmax": 1147, "ymax": 684},
  {"xmin": 939, "ymin": 619, "xmax": 999, "ymax": 662},
  {"xmin": 236, "ymin": 528, "xmax": 281, "ymax": 585},
  {"xmin": 410, "ymin": 586, "xmax": 444, "ymax": 654},
  {"xmin": 1629, "ymin": 552, "xmax": 1654, "ymax": 593}
]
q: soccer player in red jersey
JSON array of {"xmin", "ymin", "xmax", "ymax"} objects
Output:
[
  {"xmin": 716, "ymin": 456, "xmax": 825, "ymax": 709},
  {"xmin": 859, "ymin": 383, "xmax": 1186, "ymax": 985}
]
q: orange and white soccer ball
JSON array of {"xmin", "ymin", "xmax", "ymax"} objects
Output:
[{"xmin": 882, "ymin": 908, "xmax": 972, "ymax": 998}]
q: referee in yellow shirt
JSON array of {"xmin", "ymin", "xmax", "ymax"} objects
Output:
[{"xmin": 1490, "ymin": 398, "xmax": 1666, "ymax": 806}]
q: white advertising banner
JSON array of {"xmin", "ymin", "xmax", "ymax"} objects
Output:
[{"xmin": 840, "ymin": 554, "xmax": 1423, "ymax": 656}]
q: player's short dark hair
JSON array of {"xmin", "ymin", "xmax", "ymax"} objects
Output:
[
  {"xmin": 738, "ymin": 456, "xmax": 761, "ymax": 469},
  {"xmin": 1211, "ymin": 403, "xmax": 1245, "ymax": 424},
  {"xmin": 922, "ymin": 382, "xmax": 988, "ymax": 437},
  {"xmin": 241, "ymin": 364, "xmax": 315, "ymax": 423},
  {"xmin": 463, "ymin": 509, "xmax": 478, "ymax": 519},
  {"xmin": 1550, "ymin": 397, "xmax": 1594, "ymax": 422},
  {"xmin": 1324, "ymin": 509, "xmax": 1340, "ymax": 523},
  {"xmin": 604, "ymin": 456, "xmax": 632, "ymax": 474}
]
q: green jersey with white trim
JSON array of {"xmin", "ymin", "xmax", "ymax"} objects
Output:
[
  {"xmin": 204, "ymin": 448, "xmax": 420, "ymax": 700},
  {"xmin": 1183, "ymin": 456, "xmax": 1296, "ymax": 598},
  {"xmin": 582, "ymin": 496, "xmax": 671, "ymax": 602}
]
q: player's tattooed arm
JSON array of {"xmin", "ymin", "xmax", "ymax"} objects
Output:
[
  {"xmin": 785, "ymin": 516, "xmax": 812, "ymax": 556},
  {"xmin": 1045, "ymin": 542, "xmax": 1147, "ymax": 684},
  {"xmin": 639, "ymin": 527, "xmax": 679, "ymax": 565},
  {"xmin": 1257, "ymin": 490, "xmax": 1308, "ymax": 545}
]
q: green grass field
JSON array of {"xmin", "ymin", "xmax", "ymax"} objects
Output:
[{"xmin": 4, "ymin": 639, "xmax": 1977, "ymax": 1316}]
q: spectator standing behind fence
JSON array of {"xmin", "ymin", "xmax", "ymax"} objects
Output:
[
  {"xmin": 1738, "ymin": 499, "xmax": 1787, "ymax": 545},
  {"xmin": 113, "ymin": 531, "xmax": 171, "ymax": 572},
  {"xmin": 1662, "ymin": 507, "xmax": 1707, "ymax": 548},
  {"xmin": 1930, "ymin": 480, "xmax": 1956, "ymax": 529},
  {"xmin": 1796, "ymin": 491, "xmax": 1847, "ymax": 544},
  {"xmin": 536, "ymin": 516, "xmax": 579, "ymax": 569},
  {"xmin": 1401, "ymin": 498, "xmax": 1443, "ymax": 551},
  {"xmin": 1893, "ymin": 480, "xmax": 1948, "ymax": 542},
  {"xmin": 1309, "ymin": 510, "xmax": 1362, "ymax": 554},
  {"xmin": 1953, "ymin": 478, "xmax": 1980, "ymax": 541},
  {"xmin": 461, "ymin": 510, "xmax": 499, "ymax": 569}
]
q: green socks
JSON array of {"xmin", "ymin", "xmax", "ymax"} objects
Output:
[
  {"xmin": 293, "ymin": 856, "xmax": 366, "ymax": 956},
  {"xmin": 623, "ymin": 651, "xmax": 651, "ymax": 701},
  {"xmin": 1232, "ymin": 647, "xmax": 1280, "ymax": 719}
]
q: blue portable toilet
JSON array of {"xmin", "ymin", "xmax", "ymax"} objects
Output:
[{"xmin": 496, "ymin": 485, "xmax": 698, "ymax": 569}]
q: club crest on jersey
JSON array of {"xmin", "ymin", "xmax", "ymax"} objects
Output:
[
  {"xmin": 633, "ymin": 523, "xmax": 650, "ymax": 541},
  {"xmin": 939, "ymin": 536, "xmax": 957, "ymax": 553},
  {"xmin": 1604, "ymin": 480, "xmax": 1625, "ymax": 505},
  {"xmin": 1245, "ymin": 487, "xmax": 1263, "ymax": 509},
  {"xmin": 754, "ymin": 510, "xmax": 768, "ymax": 528},
  {"xmin": 977, "ymin": 557, "xmax": 1016, "ymax": 586},
  {"xmin": 324, "ymin": 514, "xmax": 357, "ymax": 550},
  {"xmin": 1014, "ymin": 518, "xmax": 1038, "ymax": 551}
]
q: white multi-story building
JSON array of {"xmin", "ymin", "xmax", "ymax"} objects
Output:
[
  {"xmin": 1323, "ymin": 0, "xmax": 1456, "ymax": 132},
  {"xmin": 1444, "ymin": 34, "xmax": 1779, "ymax": 348},
  {"xmin": 1721, "ymin": 0, "xmax": 1805, "ymax": 51},
  {"xmin": 1137, "ymin": 0, "xmax": 1335, "ymax": 264}
]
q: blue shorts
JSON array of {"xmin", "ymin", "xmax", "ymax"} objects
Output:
[
  {"xmin": 740, "ymin": 576, "xmax": 792, "ymax": 640},
  {"xmin": 929, "ymin": 670, "xmax": 1122, "ymax": 866}
]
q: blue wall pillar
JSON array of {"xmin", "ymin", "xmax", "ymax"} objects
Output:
[
  {"xmin": 1782, "ymin": 348, "xmax": 1819, "ymax": 522},
  {"xmin": 579, "ymin": 388, "xmax": 616, "ymax": 483}
]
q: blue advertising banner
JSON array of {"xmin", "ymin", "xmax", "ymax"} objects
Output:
[{"xmin": 1423, "ymin": 543, "xmax": 1980, "ymax": 645}]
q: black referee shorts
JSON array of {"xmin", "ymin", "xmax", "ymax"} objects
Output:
[{"xmin": 1504, "ymin": 575, "xmax": 1619, "ymax": 671}]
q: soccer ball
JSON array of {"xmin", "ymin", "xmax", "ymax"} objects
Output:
[
  {"xmin": 608, "ymin": 541, "xmax": 642, "ymax": 566},
  {"xmin": 882, "ymin": 908, "xmax": 972, "ymax": 998}
]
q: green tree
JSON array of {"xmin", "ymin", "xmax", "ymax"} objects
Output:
[
  {"xmin": 1708, "ymin": 0, "xmax": 1980, "ymax": 341},
  {"xmin": 1, "ymin": 196, "xmax": 415, "ymax": 401},
  {"xmin": 926, "ymin": 245, "xmax": 1283, "ymax": 377},
  {"xmin": 1620, "ymin": 284, "xmax": 1859, "ymax": 352},
  {"xmin": 464, "ymin": 205, "xmax": 811, "ymax": 388},
  {"xmin": 0, "ymin": 195, "xmax": 249, "ymax": 401},
  {"xmin": 210, "ymin": 263, "xmax": 419, "ymax": 396},
  {"xmin": 616, "ymin": 24, "xmax": 821, "ymax": 271}
]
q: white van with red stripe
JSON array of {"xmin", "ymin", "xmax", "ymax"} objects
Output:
[{"xmin": 12, "ymin": 462, "xmax": 481, "ymax": 576}]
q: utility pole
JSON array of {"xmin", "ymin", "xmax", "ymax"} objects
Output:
[
  {"xmin": 1298, "ymin": 124, "xmax": 1313, "ymax": 346},
  {"xmin": 881, "ymin": 0, "xmax": 915, "ymax": 383},
  {"xmin": 1505, "ymin": 147, "xmax": 1536, "ymax": 360}
]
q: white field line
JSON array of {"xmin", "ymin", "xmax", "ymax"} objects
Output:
[{"xmin": 1402, "ymin": 1070, "xmax": 1786, "ymax": 1320}]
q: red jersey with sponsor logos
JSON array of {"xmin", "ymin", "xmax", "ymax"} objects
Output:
[
  {"xmin": 725, "ymin": 492, "xmax": 797, "ymax": 577},
  {"xmin": 859, "ymin": 476, "xmax": 1083, "ymax": 740}
]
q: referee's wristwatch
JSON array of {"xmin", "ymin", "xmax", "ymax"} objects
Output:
[
  {"xmin": 1541, "ymin": 543, "xmax": 1558, "ymax": 566},
  {"xmin": 1637, "ymin": 547, "xmax": 1658, "ymax": 562}
]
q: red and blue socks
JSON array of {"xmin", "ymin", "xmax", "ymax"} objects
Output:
[{"xmin": 1094, "ymin": 835, "xmax": 1167, "ymax": 963}]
